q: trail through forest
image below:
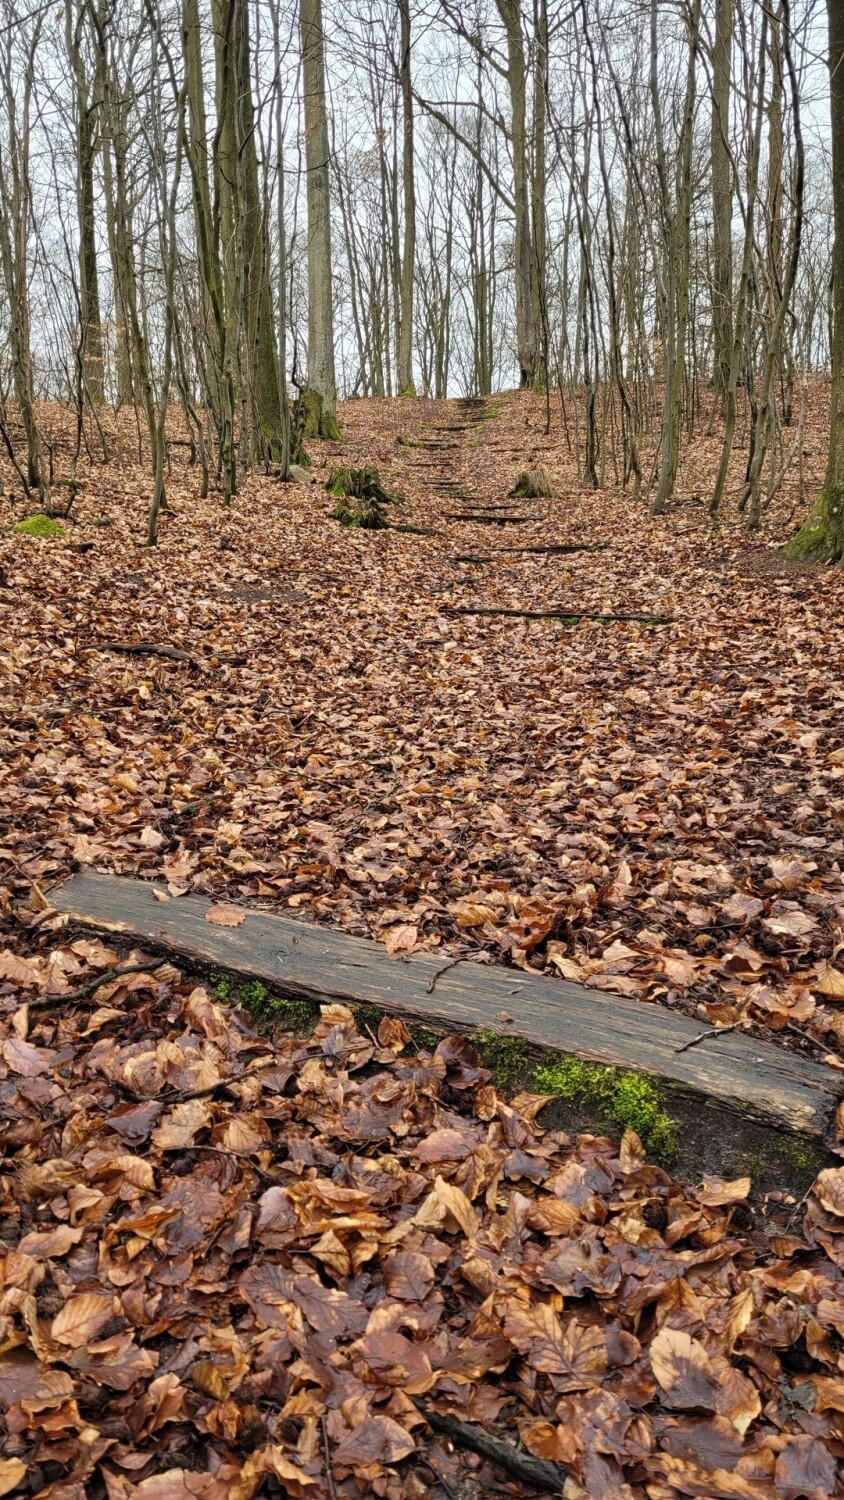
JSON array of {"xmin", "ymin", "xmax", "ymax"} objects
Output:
[
  {"xmin": 3, "ymin": 394, "xmax": 844, "ymax": 1497},
  {"xmin": 2, "ymin": 393, "xmax": 844, "ymax": 1060}
]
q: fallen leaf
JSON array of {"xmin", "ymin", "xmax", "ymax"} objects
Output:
[{"xmin": 205, "ymin": 903, "xmax": 246, "ymax": 927}]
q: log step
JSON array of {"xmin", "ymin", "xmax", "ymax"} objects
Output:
[{"xmin": 53, "ymin": 871, "xmax": 842, "ymax": 1142}]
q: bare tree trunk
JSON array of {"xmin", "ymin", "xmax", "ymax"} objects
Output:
[
  {"xmin": 651, "ymin": 0, "xmax": 699, "ymax": 516},
  {"xmin": 496, "ymin": 0, "xmax": 537, "ymax": 387},
  {"xmin": 0, "ymin": 18, "xmax": 45, "ymax": 502},
  {"xmin": 299, "ymin": 0, "xmax": 341, "ymax": 439},
  {"xmin": 746, "ymin": 0, "xmax": 803, "ymax": 528},
  {"xmin": 214, "ymin": 0, "xmax": 286, "ymax": 462},
  {"xmin": 396, "ymin": 0, "xmax": 415, "ymax": 395},
  {"xmin": 710, "ymin": 0, "xmax": 732, "ymax": 398},
  {"xmin": 531, "ymin": 0, "xmax": 548, "ymax": 389},
  {"xmin": 182, "ymin": 0, "xmax": 236, "ymax": 499},
  {"xmin": 67, "ymin": 0, "xmax": 104, "ymax": 404},
  {"xmin": 709, "ymin": 5, "xmax": 768, "ymax": 516},
  {"xmin": 93, "ymin": 0, "xmax": 131, "ymax": 406}
]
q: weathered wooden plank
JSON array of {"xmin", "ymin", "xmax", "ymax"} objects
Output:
[{"xmin": 54, "ymin": 871, "xmax": 841, "ymax": 1139}]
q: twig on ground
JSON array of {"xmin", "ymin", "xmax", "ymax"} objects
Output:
[
  {"xmin": 28, "ymin": 962, "xmax": 156, "ymax": 1010},
  {"xmin": 418, "ymin": 1459, "xmax": 458, "ymax": 1500},
  {"xmin": 321, "ymin": 1415, "xmax": 338, "ymax": 1500},
  {"xmin": 161, "ymin": 1143, "xmax": 276, "ymax": 1184},
  {"xmin": 159, "ymin": 1057, "xmax": 277, "ymax": 1104},
  {"xmin": 411, "ymin": 1401, "xmax": 567, "ymax": 1493},
  {"xmin": 426, "ymin": 957, "xmax": 463, "ymax": 994},
  {"xmin": 675, "ymin": 1021, "xmax": 741, "ymax": 1054},
  {"xmin": 88, "ymin": 640, "xmax": 203, "ymax": 668}
]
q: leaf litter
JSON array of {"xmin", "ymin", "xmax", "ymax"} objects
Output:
[
  {"xmin": 1, "ymin": 392, "xmax": 844, "ymax": 1492},
  {"xmin": 0, "ymin": 950, "xmax": 843, "ymax": 1496}
]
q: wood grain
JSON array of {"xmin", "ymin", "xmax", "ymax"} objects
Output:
[{"xmin": 54, "ymin": 871, "xmax": 841, "ymax": 1139}]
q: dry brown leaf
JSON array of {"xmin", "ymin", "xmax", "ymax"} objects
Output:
[
  {"xmin": 649, "ymin": 1326, "xmax": 719, "ymax": 1412},
  {"xmin": 695, "ymin": 1176, "xmax": 751, "ymax": 1207},
  {"xmin": 383, "ymin": 922, "xmax": 418, "ymax": 956},
  {"xmin": 0, "ymin": 1461, "xmax": 26, "ymax": 1497},
  {"xmin": 813, "ymin": 1167, "xmax": 844, "ymax": 1217},
  {"xmin": 205, "ymin": 903, "xmax": 246, "ymax": 927},
  {"xmin": 51, "ymin": 1292, "xmax": 115, "ymax": 1348}
]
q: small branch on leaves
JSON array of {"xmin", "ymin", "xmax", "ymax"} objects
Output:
[{"xmin": 411, "ymin": 1401, "xmax": 567, "ymax": 1493}]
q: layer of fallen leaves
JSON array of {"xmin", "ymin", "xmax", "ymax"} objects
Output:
[
  {"xmin": 1, "ymin": 945, "xmax": 844, "ymax": 1499},
  {"xmin": 1, "ymin": 393, "xmax": 844, "ymax": 1078}
]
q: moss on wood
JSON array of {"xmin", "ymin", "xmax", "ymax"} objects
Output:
[
  {"xmin": 508, "ymin": 466, "xmax": 552, "ymax": 499},
  {"xmin": 534, "ymin": 1054, "xmax": 679, "ymax": 1162}
]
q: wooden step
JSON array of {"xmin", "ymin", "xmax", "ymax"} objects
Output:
[{"xmin": 53, "ymin": 871, "xmax": 842, "ymax": 1142}]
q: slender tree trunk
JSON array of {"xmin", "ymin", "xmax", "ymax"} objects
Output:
[
  {"xmin": 531, "ymin": 0, "xmax": 548, "ymax": 388},
  {"xmin": 299, "ymin": 0, "xmax": 340, "ymax": 439},
  {"xmin": 397, "ymin": 0, "xmax": 415, "ymax": 395},
  {"xmin": 67, "ymin": 0, "xmax": 104, "ymax": 403},
  {"xmin": 710, "ymin": 6, "xmax": 767, "ymax": 515},
  {"xmin": 94, "ymin": 0, "xmax": 131, "ymax": 406},
  {"xmin": 746, "ymin": 0, "xmax": 803, "ymax": 527},
  {"xmin": 651, "ymin": 0, "xmax": 699, "ymax": 516},
  {"xmin": 496, "ymin": 0, "xmax": 537, "ymax": 387},
  {"xmin": 710, "ymin": 0, "xmax": 732, "ymax": 397},
  {"xmin": 214, "ymin": 0, "xmax": 286, "ymax": 461},
  {"xmin": 0, "ymin": 22, "xmax": 45, "ymax": 501},
  {"xmin": 182, "ymin": 0, "xmax": 236, "ymax": 499}
]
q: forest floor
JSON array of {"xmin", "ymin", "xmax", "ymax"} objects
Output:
[{"xmin": 1, "ymin": 391, "xmax": 844, "ymax": 1497}]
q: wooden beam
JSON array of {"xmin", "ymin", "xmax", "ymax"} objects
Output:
[{"xmin": 53, "ymin": 871, "xmax": 841, "ymax": 1140}]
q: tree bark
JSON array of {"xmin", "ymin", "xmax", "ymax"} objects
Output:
[
  {"xmin": 710, "ymin": 0, "xmax": 732, "ymax": 397},
  {"xmin": 299, "ymin": 0, "xmax": 341, "ymax": 439},
  {"xmin": 397, "ymin": 0, "xmax": 416, "ymax": 395},
  {"xmin": 66, "ymin": 0, "xmax": 104, "ymax": 404},
  {"xmin": 786, "ymin": 0, "xmax": 843, "ymax": 559},
  {"xmin": 214, "ymin": 0, "xmax": 286, "ymax": 462},
  {"xmin": 496, "ymin": 0, "xmax": 538, "ymax": 387}
]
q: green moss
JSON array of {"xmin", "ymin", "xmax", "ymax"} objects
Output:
[
  {"xmin": 330, "ymin": 499, "xmax": 389, "ymax": 530},
  {"xmin": 409, "ymin": 1025, "xmax": 440, "ymax": 1053},
  {"xmin": 14, "ymin": 514, "xmax": 64, "ymax": 538},
  {"xmin": 783, "ymin": 495, "xmax": 829, "ymax": 561},
  {"xmin": 398, "ymin": 385, "xmax": 416, "ymax": 398},
  {"xmin": 774, "ymin": 1138, "xmax": 824, "ymax": 1176},
  {"xmin": 508, "ymin": 467, "xmax": 552, "ymax": 499},
  {"xmin": 238, "ymin": 980, "xmax": 316, "ymax": 1035},
  {"xmin": 299, "ymin": 387, "xmax": 343, "ymax": 442},
  {"xmin": 212, "ymin": 973, "xmax": 232, "ymax": 1002},
  {"xmin": 472, "ymin": 1029, "xmax": 529, "ymax": 1092},
  {"xmin": 354, "ymin": 1003, "xmax": 385, "ymax": 1035},
  {"xmin": 534, "ymin": 1054, "xmax": 679, "ymax": 1162}
]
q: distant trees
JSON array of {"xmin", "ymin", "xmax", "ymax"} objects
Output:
[{"xmin": 0, "ymin": 0, "xmax": 837, "ymax": 545}]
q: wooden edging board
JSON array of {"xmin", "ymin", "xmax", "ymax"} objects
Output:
[{"xmin": 54, "ymin": 870, "xmax": 842, "ymax": 1142}]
